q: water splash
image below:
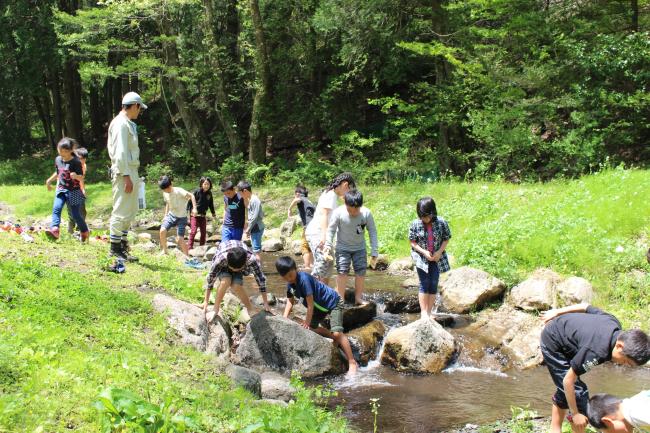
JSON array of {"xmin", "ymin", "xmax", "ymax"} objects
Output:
[{"xmin": 443, "ymin": 362, "xmax": 508, "ymax": 378}]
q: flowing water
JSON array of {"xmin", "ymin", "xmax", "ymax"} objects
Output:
[{"xmin": 145, "ymin": 238, "xmax": 650, "ymax": 433}]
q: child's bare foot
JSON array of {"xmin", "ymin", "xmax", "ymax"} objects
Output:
[
  {"xmin": 346, "ymin": 362, "xmax": 358, "ymax": 376},
  {"xmin": 206, "ymin": 309, "xmax": 219, "ymax": 323},
  {"xmin": 354, "ymin": 299, "xmax": 368, "ymax": 306}
]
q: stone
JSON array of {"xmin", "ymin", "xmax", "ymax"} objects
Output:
[
  {"xmin": 152, "ymin": 294, "xmax": 230, "ymax": 361},
  {"xmin": 226, "ymin": 365, "xmax": 261, "ymax": 398},
  {"xmin": 264, "ymin": 228, "xmax": 282, "ymax": 240},
  {"xmin": 233, "ymin": 313, "xmax": 346, "ymax": 377},
  {"xmin": 133, "ymin": 241, "xmax": 157, "ymax": 253},
  {"xmin": 137, "ymin": 232, "xmax": 152, "ymax": 243},
  {"xmin": 440, "ymin": 267, "xmax": 506, "ymax": 314},
  {"xmin": 467, "ymin": 304, "xmax": 544, "ymax": 369},
  {"xmin": 291, "ymin": 239, "xmax": 303, "ymax": 256},
  {"xmin": 402, "ymin": 274, "xmax": 420, "ymax": 289},
  {"xmin": 556, "ymin": 277, "xmax": 593, "ymax": 306},
  {"xmin": 342, "ymin": 302, "xmax": 377, "ymax": 331},
  {"xmin": 347, "ymin": 320, "xmax": 386, "ymax": 366},
  {"xmin": 262, "ymin": 239, "xmax": 284, "ymax": 252},
  {"xmin": 381, "ymin": 318, "xmax": 457, "ymax": 373},
  {"xmin": 280, "ymin": 218, "xmax": 298, "ymax": 238},
  {"xmin": 372, "ymin": 254, "xmax": 390, "ymax": 271},
  {"xmin": 172, "ymin": 248, "xmax": 187, "ymax": 263},
  {"xmin": 205, "ymin": 246, "xmax": 218, "ymax": 261},
  {"xmin": 387, "ymin": 258, "xmax": 414, "ymax": 274},
  {"xmin": 252, "ymin": 293, "xmax": 277, "ymax": 307},
  {"xmin": 260, "ymin": 371, "xmax": 296, "ymax": 402},
  {"xmin": 144, "ymin": 223, "xmax": 161, "ymax": 231},
  {"xmin": 384, "ymin": 294, "xmax": 420, "ymax": 314},
  {"xmin": 207, "ymin": 234, "xmax": 221, "ymax": 243},
  {"xmin": 509, "ymin": 268, "xmax": 561, "ymax": 311},
  {"xmin": 189, "ymin": 245, "xmax": 209, "ymax": 258}
]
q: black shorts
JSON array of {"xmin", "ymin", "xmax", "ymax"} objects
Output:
[{"xmin": 540, "ymin": 341, "xmax": 589, "ymax": 414}]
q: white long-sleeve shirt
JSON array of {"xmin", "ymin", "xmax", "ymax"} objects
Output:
[{"xmin": 107, "ymin": 112, "xmax": 140, "ymax": 178}]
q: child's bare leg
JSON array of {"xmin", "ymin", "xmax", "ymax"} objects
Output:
[
  {"xmin": 177, "ymin": 235, "xmax": 188, "ymax": 256},
  {"xmin": 418, "ymin": 292, "xmax": 430, "ymax": 319},
  {"xmin": 336, "ymin": 274, "xmax": 348, "ymax": 299},
  {"xmin": 303, "ymin": 251, "xmax": 313, "ymax": 269},
  {"xmin": 201, "ymin": 288, "xmax": 212, "ymax": 312},
  {"xmin": 427, "ymin": 293, "xmax": 436, "ymax": 315},
  {"xmin": 213, "ymin": 278, "xmax": 231, "ymax": 315},
  {"xmin": 231, "ymin": 282, "xmax": 258, "ymax": 316},
  {"xmin": 354, "ymin": 275, "xmax": 366, "ymax": 305},
  {"xmin": 333, "ymin": 331, "xmax": 358, "ymax": 374},
  {"xmin": 159, "ymin": 228, "xmax": 168, "ymax": 254},
  {"xmin": 550, "ymin": 404, "xmax": 566, "ymax": 433}
]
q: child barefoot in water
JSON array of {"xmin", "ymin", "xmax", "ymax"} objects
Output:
[
  {"xmin": 408, "ymin": 197, "xmax": 451, "ymax": 319},
  {"xmin": 276, "ymin": 256, "xmax": 358, "ymax": 376}
]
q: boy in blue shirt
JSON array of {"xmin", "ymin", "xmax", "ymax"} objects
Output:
[
  {"xmin": 276, "ymin": 256, "xmax": 358, "ymax": 375},
  {"xmin": 220, "ymin": 180, "xmax": 246, "ymax": 242}
]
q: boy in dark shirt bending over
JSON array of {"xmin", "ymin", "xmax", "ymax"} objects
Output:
[{"xmin": 540, "ymin": 303, "xmax": 650, "ymax": 433}]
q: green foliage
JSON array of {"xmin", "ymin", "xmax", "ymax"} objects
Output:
[
  {"xmin": 506, "ymin": 405, "xmax": 537, "ymax": 433},
  {"xmin": 145, "ymin": 162, "xmax": 173, "ymax": 183}
]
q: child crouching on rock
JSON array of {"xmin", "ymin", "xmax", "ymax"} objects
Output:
[
  {"xmin": 408, "ymin": 197, "xmax": 451, "ymax": 319},
  {"xmin": 275, "ymin": 256, "xmax": 358, "ymax": 376}
]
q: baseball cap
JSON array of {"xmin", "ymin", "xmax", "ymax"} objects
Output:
[{"xmin": 121, "ymin": 92, "xmax": 148, "ymax": 109}]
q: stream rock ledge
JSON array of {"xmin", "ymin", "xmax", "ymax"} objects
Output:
[{"xmin": 440, "ymin": 266, "xmax": 506, "ymax": 314}]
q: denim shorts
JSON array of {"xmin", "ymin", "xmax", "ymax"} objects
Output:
[
  {"xmin": 217, "ymin": 271, "xmax": 244, "ymax": 286},
  {"xmin": 416, "ymin": 261, "xmax": 440, "ymax": 294},
  {"xmin": 161, "ymin": 214, "xmax": 188, "ymax": 236},
  {"xmin": 250, "ymin": 229, "xmax": 264, "ymax": 253},
  {"xmin": 335, "ymin": 249, "xmax": 367, "ymax": 276}
]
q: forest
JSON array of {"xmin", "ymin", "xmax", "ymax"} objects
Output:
[{"xmin": 1, "ymin": 0, "xmax": 648, "ymax": 184}]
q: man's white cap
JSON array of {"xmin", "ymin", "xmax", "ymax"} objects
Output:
[{"xmin": 122, "ymin": 91, "xmax": 148, "ymax": 109}]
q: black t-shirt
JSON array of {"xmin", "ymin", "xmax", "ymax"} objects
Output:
[
  {"xmin": 188, "ymin": 189, "xmax": 215, "ymax": 216},
  {"xmin": 55, "ymin": 156, "xmax": 83, "ymax": 192},
  {"xmin": 297, "ymin": 197, "xmax": 315, "ymax": 226},
  {"xmin": 223, "ymin": 193, "xmax": 245, "ymax": 228},
  {"xmin": 541, "ymin": 305, "xmax": 622, "ymax": 376}
]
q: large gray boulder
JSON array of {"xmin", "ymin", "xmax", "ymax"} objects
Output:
[
  {"xmin": 383, "ymin": 294, "xmax": 420, "ymax": 314},
  {"xmin": 233, "ymin": 313, "xmax": 346, "ymax": 377},
  {"xmin": 440, "ymin": 266, "xmax": 506, "ymax": 314},
  {"xmin": 347, "ymin": 320, "xmax": 385, "ymax": 366},
  {"xmin": 188, "ymin": 245, "xmax": 210, "ymax": 258},
  {"xmin": 261, "ymin": 371, "xmax": 296, "ymax": 402},
  {"xmin": 381, "ymin": 318, "xmax": 456, "ymax": 373},
  {"xmin": 556, "ymin": 277, "xmax": 593, "ymax": 305},
  {"xmin": 152, "ymin": 294, "xmax": 230, "ymax": 361},
  {"xmin": 262, "ymin": 239, "xmax": 284, "ymax": 252},
  {"xmin": 509, "ymin": 269, "xmax": 560, "ymax": 311},
  {"xmin": 467, "ymin": 304, "xmax": 544, "ymax": 369},
  {"xmin": 137, "ymin": 232, "xmax": 152, "ymax": 243},
  {"xmin": 226, "ymin": 365, "xmax": 261, "ymax": 398}
]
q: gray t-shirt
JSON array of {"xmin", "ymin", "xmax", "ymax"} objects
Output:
[
  {"xmin": 246, "ymin": 194, "xmax": 265, "ymax": 234},
  {"xmin": 326, "ymin": 205, "xmax": 378, "ymax": 256}
]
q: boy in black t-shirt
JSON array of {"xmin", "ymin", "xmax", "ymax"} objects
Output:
[
  {"xmin": 540, "ymin": 303, "xmax": 650, "ymax": 433},
  {"xmin": 287, "ymin": 185, "xmax": 316, "ymax": 269}
]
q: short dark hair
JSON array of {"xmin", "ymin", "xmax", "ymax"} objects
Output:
[
  {"xmin": 618, "ymin": 329, "xmax": 650, "ymax": 365},
  {"xmin": 587, "ymin": 393, "xmax": 622, "ymax": 429},
  {"xmin": 295, "ymin": 185, "xmax": 308, "ymax": 197},
  {"xmin": 74, "ymin": 147, "xmax": 88, "ymax": 159},
  {"xmin": 57, "ymin": 137, "xmax": 74, "ymax": 151},
  {"xmin": 220, "ymin": 181, "xmax": 234, "ymax": 192},
  {"xmin": 416, "ymin": 197, "xmax": 437, "ymax": 219},
  {"xmin": 344, "ymin": 189, "xmax": 363, "ymax": 207},
  {"xmin": 275, "ymin": 256, "xmax": 297, "ymax": 276},
  {"xmin": 199, "ymin": 176, "xmax": 212, "ymax": 190},
  {"xmin": 237, "ymin": 180, "xmax": 252, "ymax": 192},
  {"xmin": 158, "ymin": 175, "xmax": 172, "ymax": 190},
  {"xmin": 226, "ymin": 247, "xmax": 247, "ymax": 269}
]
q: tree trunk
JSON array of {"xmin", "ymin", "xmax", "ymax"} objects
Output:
[
  {"xmin": 63, "ymin": 58, "xmax": 84, "ymax": 144},
  {"xmin": 248, "ymin": 0, "xmax": 272, "ymax": 163},
  {"xmin": 203, "ymin": 0, "xmax": 243, "ymax": 156},
  {"xmin": 89, "ymin": 83, "xmax": 105, "ymax": 150},
  {"xmin": 49, "ymin": 69, "xmax": 64, "ymax": 142},
  {"xmin": 432, "ymin": 0, "xmax": 451, "ymax": 174},
  {"xmin": 33, "ymin": 95, "xmax": 54, "ymax": 149},
  {"xmin": 630, "ymin": 0, "xmax": 638, "ymax": 32},
  {"xmin": 160, "ymin": 17, "xmax": 212, "ymax": 171}
]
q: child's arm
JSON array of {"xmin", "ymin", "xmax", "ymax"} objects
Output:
[
  {"xmin": 324, "ymin": 212, "xmax": 338, "ymax": 250},
  {"xmin": 540, "ymin": 303, "xmax": 589, "ymax": 324},
  {"xmin": 283, "ymin": 296, "xmax": 295, "ymax": 318},
  {"xmin": 319, "ymin": 208, "xmax": 333, "ymax": 248},
  {"xmin": 303, "ymin": 295, "xmax": 315, "ymax": 329},
  {"xmin": 45, "ymin": 171, "xmax": 57, "ymax": 191},
  {"xmin": 410, "ymin": 240, "xmax": 434, "ymax": 261},
  {"xmin": 432, "ymin": 239, "xmax": 449, "ymax": 262},
  {"xmin": 187, "ymin": 192, "xmax": 198, "ymax": 216},
  {"xmin": 287, "ymin": 197, "xmax": 300, "ymax": 218},
  {"xmin": 563, "ymin": 368, "xmax": 588, "ymax": 431},
  {"xmin": 209, "ymin": 194, "xmax": 216, "ymax": 218}
]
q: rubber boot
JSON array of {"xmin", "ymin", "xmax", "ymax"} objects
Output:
[
  {"xmin": 80, "ymin": 231, "xmax": 90, "ymax": 243},
  {"xmin": 121, "ymin": 240, "xmax": 139, "ymax": 262},
  {"xmin": 110, "ymin": 241, "xmax": 127, "ymax": 260}
]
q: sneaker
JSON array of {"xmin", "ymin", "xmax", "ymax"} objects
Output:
[
  {"xmin": 185, "ymin": 258, "xmax": 205, "ymax": 270},
  {"xmin": 45, "ymin": 227, "xmax": 60, "ymax": 240},
  {"xmin": 108, "ymin": 259, "xmax": 126, "ymax": 273}
]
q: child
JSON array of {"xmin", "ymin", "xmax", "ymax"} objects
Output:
[
  {"xmin": 237, "ymin": 181, "xmax": 264, "ymax": 262},
  {"xmin": 44, "ymin": 137, "xmax": 89, "ymax": 242},
  {"xmin": 67, "ymin": 147, "xmax": 88, "ymax": 235},
  {"xmin": 202, "ymin": 240, "xmax": 270, "ymax": 319},
  {"xmin": 187, "ymin": 177, "xmax": 216, "ymax": 250},
  {"xmin": 540, "ymin": 304, "xmax": 650, "ymax": 433},
  {"xmin": 304, "ymin": 173, "xmax": 355, "ymax": 285},
  {"xmin": 287, "ymin": 185, "xmax": 316, "ymax": 269},
  {"xmin": 325, "ymin": 190, "xmax": 378, "ymax": 304},
  {"xmin": 408, "ymin": 197, "xmax": 451, "ymax": 319},
  {"xmin": 220, "ymin": 181, "xmax": 246, "ymax": 242},
  {"xmin": 275, "ymin": 256, "xmax": 358, "ymax": 376},
  {"xmin": 588, "ymin": 391, "xmax": 650, "ymax": 433},
  {"xmin": 159, "ymin": 175, "xmax": 197, "ymax": 255}
]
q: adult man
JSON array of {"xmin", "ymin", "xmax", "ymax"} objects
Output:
[{"xmin": 107, "ymin": 92, "xmax": 147, "ymax": 265}]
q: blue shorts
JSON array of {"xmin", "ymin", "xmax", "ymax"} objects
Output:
[
  {"xmin": 217, "ymin": 271, "xmax": 244, "ymax": 286},
  {"xmin": 250, "ymin": 229, "xmax": 264, "ymax": 253},
  {"xmin": 161, "ymin": 214, "xmax": 188, "ymax": 236},
  {"xmin": 416, "ymin": 261, "xmax": 440, "ymax": 294},
  {"xmin": 222, "ymin": 226, "xmax": 243, "ymax": 242}
]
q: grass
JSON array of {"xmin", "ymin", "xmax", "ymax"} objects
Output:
[
  {"xmin": 0, "ymin": 235, "xmax": 348, "ymax": 433},
  {"xmin": 1, "ymin": 168, "xmax": 649, "ymax": 329}
]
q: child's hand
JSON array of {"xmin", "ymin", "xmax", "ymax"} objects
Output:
[
  {"xmin": 301, "ymin": 320, "xmax": 310, "ymax": 329},
  {"xmin": 369, "ymin": 256, "xmax": 378, "ymax": 269},
  {"xmin": 46, "ymin": 181, "xmax": 52, "ymax": 191},
  {"xmin": 540, "ymin": 309, "xmax": 560, "ymax": 325},
  {"xmin": 425, "ymin": 251, "xmax": 435, "ymax": 261},
  {"xmin": 191, "ymin": 207, "xmax": 198, "ymax": 217},
  {"xmin": 569, "ymin": 413, "xmax": 588, "ymax": 433},
  {"xmin": 70, "ymin": 172, "xmax": 80, "ymax": 180},
  {"xmin": 432, "ymin": 251, "xmax": 442, "ymax": 262}
]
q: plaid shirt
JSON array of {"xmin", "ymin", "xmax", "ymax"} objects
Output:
[
  {"xmin": 205, "ymin": 240, "xmax": 267, "ymax": 292},
  {"xmin": 408, "ymin": 217, "xmax": 451, "ymax": 273}
]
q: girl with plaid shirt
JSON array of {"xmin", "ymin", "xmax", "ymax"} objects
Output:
[{"xmin": 408, "ymin": 197, "xmax": 451, "ymax": 319}]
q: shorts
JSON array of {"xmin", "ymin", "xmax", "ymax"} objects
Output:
[
  {"xmin": 310, "ymin": 298, "xmax": 345, "ymax": 333},
  {"xmin": 540, "ymin": 339, "xmax": 589, "ymax": 413},
  {"xmin": 335, "ymin": 249, "xmax": 367, "ymax": 276},
  {"xmin": 300, "ymin": 230, "xmax": 311, "ymax": 255},
  {"xmin": 217, "ymin": 271, "xmax": 244, "ymax": 286},
  {"xmin": 308, "ymin": 236, "xmax": 334, "ymax": 278},
  {"xmin": 222, "ymin": 226, "xmax": 244, "ymax": 242},
  {"xmin": 250, "ymin": 229, "xmax": 264, "ymax": 253},
  {"xmin": 416, "ymin": 261, "xmax": 440, "ymax": 294},
  {"xmin": 161, "ymin": 214, "xmax": 188, "ymax": 236}
]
